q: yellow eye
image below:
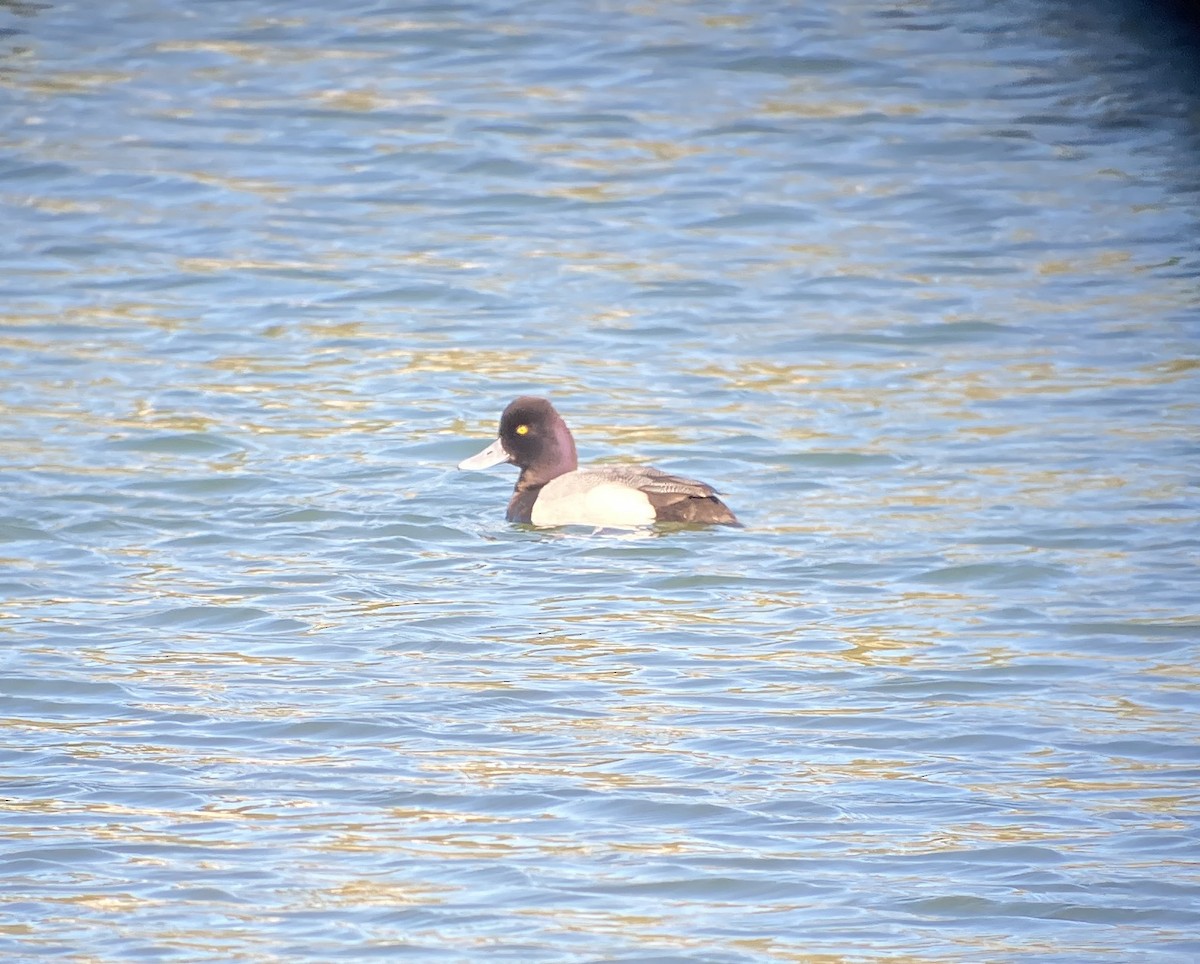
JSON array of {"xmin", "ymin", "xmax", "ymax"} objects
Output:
[{"xmin": 515, "ymin": 424, "xmax": 529, "ymax": 436}]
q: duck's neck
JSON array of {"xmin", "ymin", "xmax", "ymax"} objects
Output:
[{"xmin": 506, "ymin": 485, "xmax": 539, "ymax": 523}]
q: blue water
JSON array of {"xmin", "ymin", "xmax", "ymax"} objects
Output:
[{"xmin": 2, "ymin": 0, "xmax": 1198, "ymax": 960}]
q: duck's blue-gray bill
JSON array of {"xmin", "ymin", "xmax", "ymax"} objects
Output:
[{"xmin": 458, "ymin": 438, "xmax": 509, "ymax": 471}]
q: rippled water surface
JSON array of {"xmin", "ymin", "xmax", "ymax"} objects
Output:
[{"xmin": 3, "ymin": 0, "xmax": 1199, "ymax": 960}]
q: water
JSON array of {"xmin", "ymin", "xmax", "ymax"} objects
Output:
[{"xmin": 2, "ymin": 0, "xmax": 1198, "ymax": 960}]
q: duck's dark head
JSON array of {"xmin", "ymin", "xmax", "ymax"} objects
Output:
[{"xmin": 458, "ymin": 396, "xmax": 578, "ymax": 486}]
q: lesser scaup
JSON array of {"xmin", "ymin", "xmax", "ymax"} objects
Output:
[{"xmin": 458, "ymin": 396, "xmax": 739, "ymax": 527}]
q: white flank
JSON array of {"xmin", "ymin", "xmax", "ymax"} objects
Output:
[{"xmin": 531, "ymin": 477, "xmax": 657, "ymax": 528}]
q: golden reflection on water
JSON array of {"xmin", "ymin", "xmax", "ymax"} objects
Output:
[
  {"xmin": 182, "ymin": 170, "xmax": 289, "ymax": 200},
  {"xmin": 394, "ymin": 347, "xmax": 540, "ymax": 377},
  {"xmin": 322, "ymin": 877, "xmax": 457, "ymax": 907},
  {"xmin": 175, "ymin": 257, "xmax": 321, "ymax": 274},
  {"xmin": 763, "ymin": 97, "xmax": 923, "ymax": 120},
  {"xmin": 23, "ymin": 70, "xmax": 134, "ymax": 95},
  {"xmin": 519, "ymin": 909, "xmax": 830, "ymax": 964},
  {"xmin": 153, "ymin": 38, "xmax": 384, "ymax": 64}
]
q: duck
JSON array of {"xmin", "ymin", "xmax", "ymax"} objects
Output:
[{"xmin": 458, "ymin": 396, "xmax": 739, "ymax": 527}]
